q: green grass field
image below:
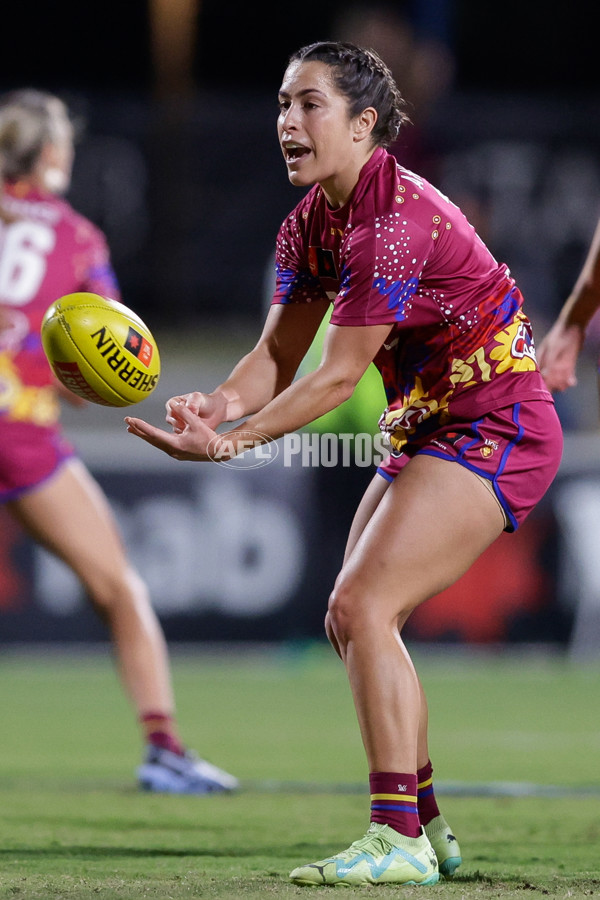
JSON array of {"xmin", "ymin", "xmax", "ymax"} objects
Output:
[{"xmin": 0, "ymin": 642, "xmax": 598, "ymax": 899}]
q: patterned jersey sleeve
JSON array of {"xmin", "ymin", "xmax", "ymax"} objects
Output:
[
  {"xmin": 272, "ymin": 204, "xmax": 329, "ymax": 306},
  {"xmin": 331, "ymin": 212, "xmax": 434, "ymax": 327}
]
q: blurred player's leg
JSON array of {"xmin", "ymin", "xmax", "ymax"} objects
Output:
[{"xmin": 8, "ymin": 457, "xmax": 238, "ymax": 793}]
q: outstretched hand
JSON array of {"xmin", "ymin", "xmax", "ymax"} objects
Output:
[{"xmin": 125, "ymin": 402, "xmax": 220, "ymax": 461}]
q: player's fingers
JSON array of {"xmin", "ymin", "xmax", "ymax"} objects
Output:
[
  {"xmin": 124, "ymin": 416, "xmax": 175, "ymax": 447},
  {"xmin": 542, "ymin": 374, "xmax": 575, "ymax": 392},
  {"xmin": 166, "ymin": 403, "xmax": 187, "ymax": 431},
  {"xmin": 166, "ymin": 394, "xmax": 209, "ymax": 421},
  {"xmin": 125, "ymin": 414, "xmax": 213, "ymax": 461},
  {"xmin": 169, "ymin": 403, "xmax": 200, "ymax": 423},
  {"xmin": 166, "ymin": 398, "xmax": 186, "ymax": 422}
]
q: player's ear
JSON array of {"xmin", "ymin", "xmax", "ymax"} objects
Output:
[{"xmin": 353, "ymin": 107, "xmax": 377, "ymax": 143}]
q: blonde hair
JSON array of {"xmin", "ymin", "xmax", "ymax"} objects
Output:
[
  {"xmin": 0, "ymin": 89, "xmax": 74, "ymax": 223},
  {"xmin": 0, "ymin": 89, "xmax": 73, "ymax": 180}
]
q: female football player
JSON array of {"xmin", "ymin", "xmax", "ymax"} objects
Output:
[
  {"xmin": 0, "ymin": 89, "xmax": 237, "ymax": 794},
  {"xmin": 126, "ymin": 42, "xmax": 562, "ymax": 883}
]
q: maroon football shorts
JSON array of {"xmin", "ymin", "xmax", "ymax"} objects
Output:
[
  {"xmin": 377, "ymin": 400, "xmax": 563, "ymax": 531},
  {"xmin": 0, "ymin": 420, "xmax": 75, "ymax": 502}
]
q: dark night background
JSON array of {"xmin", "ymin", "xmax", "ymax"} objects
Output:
[
  {"xmin": 1, "ymin": 0, "xmax": 599, "ymax": 333},
  {"xmin": 1, "ymin": 1, "xmax": 597, "ymax": 93}
]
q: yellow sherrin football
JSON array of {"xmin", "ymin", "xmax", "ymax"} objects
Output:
[{"xmin": 41, "ymin": 292, "xmax": 160, "ymax": 407}]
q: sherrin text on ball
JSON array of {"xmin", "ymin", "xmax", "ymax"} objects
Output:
[{"xmin": 41, "ymin": 292, "xmax": 160, "ymax": 407}]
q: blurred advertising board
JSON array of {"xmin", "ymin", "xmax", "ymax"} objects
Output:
[{"xmin": 1, "ymin": 431, "xmax": 596, "ymax": 653}]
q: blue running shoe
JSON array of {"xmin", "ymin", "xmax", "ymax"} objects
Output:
[{"xmin": 137, "ymin": 745, "xmax": 239, "ymax": 794}]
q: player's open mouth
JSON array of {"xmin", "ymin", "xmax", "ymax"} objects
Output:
[{"xmin": 283, "ymin": 142, "xmax": 310, "ymax": 162}]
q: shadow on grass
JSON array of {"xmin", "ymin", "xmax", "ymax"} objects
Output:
[{"xmin": 0, "ymin": 846, "xmax": 307, "ymax": 860}]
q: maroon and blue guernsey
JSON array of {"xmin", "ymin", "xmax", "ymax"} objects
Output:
[
  {"xmin": 0, "ymin": 182, "xmax": 120, "ymax": 499},
  {"xmin": 272, "ymin": 147, "xmax": 551, "ymax": 453},
  {"xmin": 0, "ymin": 182, "xmax": 119, "ymax": 426}
]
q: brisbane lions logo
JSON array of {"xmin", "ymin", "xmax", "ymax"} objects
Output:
[{"xmin": 511, "ymin": 321, "xmax": 537, "ymax": 362}]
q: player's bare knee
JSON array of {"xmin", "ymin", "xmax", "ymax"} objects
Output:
[
  {"xmin": 84, "ymin": 566, "xmax": 148, "ymax": 618},
  {"xmin": 327, "ymin": 581, "xmax": 370, "ymax": 646},
  {"xmin": 324, "ymin": 611, "xmax": 344, "ymax": 659}
]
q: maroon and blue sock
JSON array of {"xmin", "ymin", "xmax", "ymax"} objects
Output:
[
  {"xmin": 140, "ymin": 711, "xmax": 184, "ymax": 756},
  {"xmin": 369, "ymin": 771, "xmax": 420, "ymax": 838},
  {"xmin": 417, "ymin": 760, "xmax": 441, "ymax": 826}
]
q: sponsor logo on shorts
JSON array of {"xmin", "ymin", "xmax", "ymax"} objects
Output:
[
  {"xmin": 442, "ymin": 431, "xmax": 462, "ymax": 446},
  {"xmin": 431, "ymin": 438, "xmax": 450, "ymax": 452},
  {"xmin": 480, "ymin": 437, "xmax": 499, "ymax": 458},
  {"xmin": 431, "ymin": 433, "xmax": 462, "ymax": 452}
]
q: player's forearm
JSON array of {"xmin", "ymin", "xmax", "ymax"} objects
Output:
[
  {"xmin": 559, "ymin": 286, "xmax": 600, "ymax": 333},
  {"xmin": 560, "ymin": 220, "xmax": 600, "ymax": 331},
  {"xmin": 217, "ymin": 366, "xmax": 355, "ymax": 455},
  {"xmin": 209, "ymin": 347, "xmax": 297, "ymax": 423}
]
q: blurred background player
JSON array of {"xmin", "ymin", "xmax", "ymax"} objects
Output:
[
  {"xmin": 332, "ymin": 0, "xmax": 455, "ymax": 180},
  {"xmin": 538, "ymin": 215, "xmax": 600, "ymax": 392},
  {"xmin": 0, "ymin": 88, "xmax": 238, "ymax": 795}
]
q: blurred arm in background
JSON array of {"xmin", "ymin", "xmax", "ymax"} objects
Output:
[{"xmin": 538, "ymin": 216, "xmax": 600, "ymax": 392}]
